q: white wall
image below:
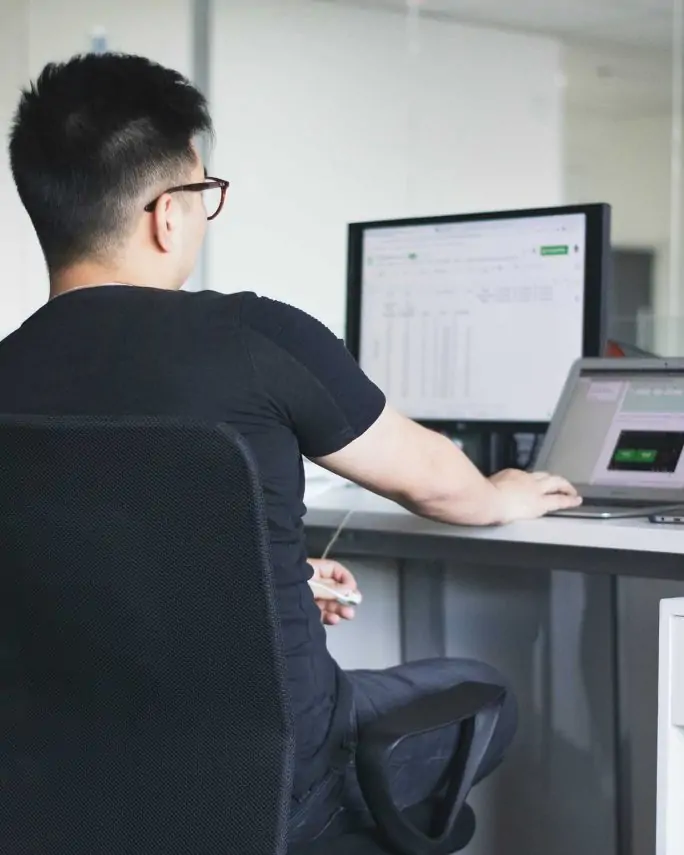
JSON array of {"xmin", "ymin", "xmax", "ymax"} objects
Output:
[
  {"xmin": 0, "ymin": 0, "xmax": 193, "ymax": 340},
  {"xmin": 27, "ymin": 0, "xmax": 192, "ymax": 77},
  {"xmin": 566, "ymin": 112, "xmax": 671, "ymax": 249},
  {"xmin": 0, "ymin": 0, "xmax": 33, "ymax": 342},
  {"xmin": 208, "ymin": 0, "xmax": 563, "ymax": 335},
  {"xmin": 3, "ymin": 1, "xmax": 564, "ymax": 339}
]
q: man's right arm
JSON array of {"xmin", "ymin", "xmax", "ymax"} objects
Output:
[
  {"xmin": 313, "ymin": 405, "xmax": 581, "ymax": 526},
  {"xmin": 241, "ymin": 295, "xmax": 580, "ymax": 526}
]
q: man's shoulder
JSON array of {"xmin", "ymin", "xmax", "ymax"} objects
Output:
[
  {"xmin": 182, "ymin": 290, "xmax": 343, "ymax": 368},
  {"xmin": 188, "ymin": 290, "xmax": 297, "ymax": 328},
  {"xmin": 181, "ymin": 288, "xmax": 250, "ymax": 312},
  {"xmin": 237, "ymin": 293, "xmax": 338, "ymax": 349}
]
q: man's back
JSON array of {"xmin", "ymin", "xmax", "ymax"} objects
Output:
[{"xmin": 0, "ymin": 285, "xmax": 386, "ymax": 798}]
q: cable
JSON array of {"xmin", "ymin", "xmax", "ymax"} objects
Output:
[
  {"xmin": 521, "ymin": 432, "xmax": 544, "ymax": 471},
  {"xmin": 321, "ymin": 507, "xmax": 355, "ymax": 560}
]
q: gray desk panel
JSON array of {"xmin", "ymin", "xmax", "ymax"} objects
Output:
[
  {"xmin": 304, "ymin": 487, "xmax": 684, "ymax": 580},
  {"xmin": 306, "ymin": 524, "xmax": 684, "ymax": 581},
  {"xmin": 304, "ymin": 485, "xmax": 682, "ymax": 855}
]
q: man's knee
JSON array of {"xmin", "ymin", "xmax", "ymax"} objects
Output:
[{"xmin": 442, "ymin": 656, "xmax": 509, "ymax": 688}]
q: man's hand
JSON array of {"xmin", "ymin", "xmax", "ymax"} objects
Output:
[
  {"xmin": 489, "ymin": 469, "xmax": 582, "ymax": 523},
  {"xmin": 307, "ymin": 558, "xmax": 361, "ymax": 626}
]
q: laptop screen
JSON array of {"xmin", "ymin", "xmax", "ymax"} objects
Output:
[{"xmin": 543, "ymin": 368, "xmax": 684, "ymax": 491}]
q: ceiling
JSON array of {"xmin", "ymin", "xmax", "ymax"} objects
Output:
[
  {"xmin": 328, "ymin": 0, "xmax": 676, "ymax": 49},
  {"xmin": 323, "ymin": 0, "xmax": 677, "ymax": 117}
]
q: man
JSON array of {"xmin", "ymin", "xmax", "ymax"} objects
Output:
[{"xmin": 3, "ymin": 54, "xmax": 581, "ymax": 843}]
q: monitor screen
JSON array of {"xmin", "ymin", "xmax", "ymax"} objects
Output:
[
  {"xmin": 347, "ymin": 205, "xmax": 609, "ymax": 426},
  {"xmin": 543, "ymin": 368, "xmax": 684, "ymax": 491}
]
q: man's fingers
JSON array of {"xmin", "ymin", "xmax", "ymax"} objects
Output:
[
  {"xmin": 315, "ymin": 559, "xmax": 346, "ymax": 579},
  {"xmin": 330, "ymin": 564, "xmax": 358, "ymax": 591},
  {"xmin": 532, "ymin": 471, "xmax": 579, "ymax": 497},
  {"xmin": 332, "ymin": 567, "xmax": 354, "ymax": 586},
  {"xmin": 321, "ymin": 602, "xmax": 356, "ymax": 621},
  {"xmin": 315, "ymin": 559, "xmax": 357, "ymax": 588},
  {"xmin": 324, "ymin": 601, "xmax": 355, "ymax": 619},
  {"xmin": 543, "ymin": 493, "xmax": 583, "ymax": 513},
  {"xmin": 536, "ymin": 474, "xmax": 578, "ymax": 496},
  {"xmin": 314, "ymin": 560, "xmax": 335, "ymax": 578}
]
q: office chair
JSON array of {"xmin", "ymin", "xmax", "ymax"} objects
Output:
[{"xmin": 0, "ymin": 415, "xmax": 506, "ymax": 855}]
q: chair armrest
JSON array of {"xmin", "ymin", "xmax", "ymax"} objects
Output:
[{"xmin": 355, "ymin": 681, "xmax": 506, "ymax": 855}]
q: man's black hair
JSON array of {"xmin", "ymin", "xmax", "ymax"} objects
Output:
[{"xmin": 9, "ymin": 52, "xmax": 213, "ymax": 273}]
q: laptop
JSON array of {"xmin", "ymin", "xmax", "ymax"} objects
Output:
[{"xmin": 534, "ymin": 358, "xmax": 684, "ymax": 518}]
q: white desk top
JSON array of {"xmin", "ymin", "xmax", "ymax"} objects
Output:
[{"xmin": 304, "ymin": 484, "xmax": 684, "ymax": 557}]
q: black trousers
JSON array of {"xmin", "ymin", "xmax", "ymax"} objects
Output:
[{"xmin": 288, "ymin": 657, "xmax": 518, "ymax": 844}]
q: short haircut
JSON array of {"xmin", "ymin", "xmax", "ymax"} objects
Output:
[{"xmin": 9, "ymin": 53, "xmax": 213, "ymax": 273}]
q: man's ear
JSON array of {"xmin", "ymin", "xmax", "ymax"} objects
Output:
[{"xmin": 151, "ymin": 194, "xmax": 180, "ymax": 253}]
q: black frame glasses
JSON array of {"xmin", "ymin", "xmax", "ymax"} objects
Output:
[{"xmin": 144, "ymin": 177, "xmax": 229, "ymax": 221}]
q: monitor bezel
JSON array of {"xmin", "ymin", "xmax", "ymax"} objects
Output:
[
  {"xmin": 535, "ymin": 357, "xmax": 684, "ymax": 502},
  {"xmin": 345, "ymin": 203, "xmax": 611, "ymax": 432}
]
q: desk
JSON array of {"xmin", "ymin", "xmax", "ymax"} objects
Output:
[{"xmin": 305, "ymin": 486, "xmax": 684, "ymax": 855}]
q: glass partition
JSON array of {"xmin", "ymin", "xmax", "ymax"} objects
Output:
[{"xmin": 206, "ymin": 5, "xmax": 684, "ymax": 855}]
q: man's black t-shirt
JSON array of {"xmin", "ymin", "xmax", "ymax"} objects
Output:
[{"xmin": 0, "ymin": 286, "xmax": 386, "ymax": 797}]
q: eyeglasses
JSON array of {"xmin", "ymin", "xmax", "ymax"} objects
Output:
[{"xmin": 144, "ymin": 177, "xmax": 229, "ymax": 221}]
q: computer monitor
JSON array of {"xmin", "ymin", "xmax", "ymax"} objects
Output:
[{"xmin": 346, "ymin": 204, "xmax": 611, "ymax": 430}]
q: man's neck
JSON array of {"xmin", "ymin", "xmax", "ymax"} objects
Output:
[{"xmin": 49, "ymin": 263, "xmax": 176, "ymax": 300}]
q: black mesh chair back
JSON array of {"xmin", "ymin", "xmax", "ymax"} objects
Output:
[{"xmin": 0, "ymin": 416, "xmax": 294, "ymax": 855}]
